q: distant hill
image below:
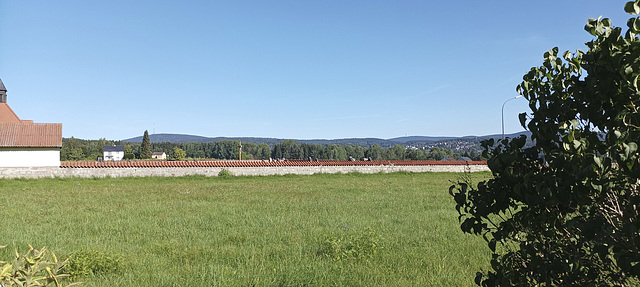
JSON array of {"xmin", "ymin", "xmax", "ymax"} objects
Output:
[
  {"xmin": 124, "ymin": 134, "xmax": 213, "ymax": 143},
  {"xmin": 122, "ymin": 134, "xmax": 397, "ymax": 147},
  {"xmin": 122, "ymin": 134, "xmax": 283, "ymax": 146},
  {"xmin": 399, "ymin": 131, "xmax": 531, "ymax": 144},
  {"xmin": 121, "ymin": 131, "xmax": 531, "ymax": 148},
  {"xmin": 474, "ymin": 130, "xmax": 531, "ymax": 140},
  {"xmin": 388, "ymin": 136, "xmax": 459, "ymax": 143},
  {"xmin": 299, "ymin": 138, "xmax": 397, "ymax": 147}
]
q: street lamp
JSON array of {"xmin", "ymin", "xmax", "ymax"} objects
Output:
[{"xmin": 502, "ymin": 95, "xmax": 523, "ymax": 140}]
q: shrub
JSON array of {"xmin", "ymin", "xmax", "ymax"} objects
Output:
[
  {"xmin": 173, "ymin": 147, "xmax": 186, "ymax": 161},
  {"xmin": 64, "ymin": 248, "xmax": 121, "ymax": 278},
  {"xmin": 218, "ymin": 169, "xmax": 233, "ymax": 178},
  {"xmin": 451, "ymin": 1, "xmax": 640, "ymax": 285},
  {"xmin": 123, "ymin": 152, "xmax": 135, "ymax": 160}
]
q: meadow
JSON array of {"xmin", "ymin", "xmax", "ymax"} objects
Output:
[{"xmin": 0, "ymin": 172, "xmax": 491, "ymax": 286}]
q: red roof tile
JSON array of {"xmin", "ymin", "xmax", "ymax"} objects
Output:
[
  {"xmin": 0, "ymin": 122, "xmax": 63, "ymax": 147},
  {"xmin": 0, "ymin": 103, "xmax": 34, "ymax": 123},
  {"xmin": 0, "ymin": 103, "xmax": 22, "ymax": 123},
  {"xmin": 60, "ymin": 160, "xmax": 487, "ymax": 168}
]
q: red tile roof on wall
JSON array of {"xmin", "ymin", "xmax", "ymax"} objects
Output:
[
  {"xmin": 61, "ymin": 160, "xmax": 487, "ymax": 168},
  {"xmin": 0, "ymin": 123, "xmax": 63, "ymax": 147}
]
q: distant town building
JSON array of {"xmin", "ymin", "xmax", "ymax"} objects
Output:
[
  {"xmin": 152, "ymin": 152, "xmax": 166, "ymax": 160},
  {"xmin": 0, "ymin": 77, "xmax": 62, "ymax": 167},
  {"xmin": 103, "ymin": 145, "xmax": 125, "ymax": 161}
]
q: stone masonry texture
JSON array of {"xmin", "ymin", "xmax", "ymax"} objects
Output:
[{"xmin": 0, "ymin": 163, "xmax": 488, "ymax": 179}]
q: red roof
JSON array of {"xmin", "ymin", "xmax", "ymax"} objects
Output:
[
  {"xmin": 0, "ymin": 122, "xmax": 62, "ymax": 147},
  {"xmin": 0, "ymin": 103, "xmax": 33, "ymax": 123},
  {"xmin": 0, "ymin": 103, "xmax": 22, "ymax": 122},
  {"xmin": 61, "ymin": 160, "xmax": 487, "ymax": 168}
]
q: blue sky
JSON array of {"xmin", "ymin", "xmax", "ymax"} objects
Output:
[{"xmin": 0, "ymin": 1, "xmax": 632, "ymax": 140}]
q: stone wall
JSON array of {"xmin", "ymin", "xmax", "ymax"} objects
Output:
[{"xmin": 0, "ymin": 164, "xmax": 489, "ymax": 179}]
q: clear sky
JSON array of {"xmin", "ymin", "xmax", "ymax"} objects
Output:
[{"xmin": 0, "ymin": 1, "xmax": 633, "ymax": 140}]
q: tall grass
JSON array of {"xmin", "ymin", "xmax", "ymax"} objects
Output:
[{"xmin": 0, "ymin": 172, "xmax": 491, "ymax": 286}]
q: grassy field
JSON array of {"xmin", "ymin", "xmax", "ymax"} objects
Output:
[{"xmin": 0, "ymin": 172, "xmax": 491, "ymax": 286}]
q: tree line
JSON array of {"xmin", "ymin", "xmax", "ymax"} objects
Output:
[{"xmin": 61, "ymin": 136, "xmax": 482, "ymax": 161}]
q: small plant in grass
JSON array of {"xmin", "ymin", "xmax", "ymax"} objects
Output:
[
  {"xmin": 218, "ymin": 169, "xmax": 233, "ymax": 178},
  {"xmin": 64, "ymin": 249, "xmax": 121, "ymax": 279},
  {"xmin": 319, "ymin": 227, "xmax": 381, "ymax": 261},
  {"xmin": 0, "ymin": 244, "xmax": 80, "ymax": 286}
]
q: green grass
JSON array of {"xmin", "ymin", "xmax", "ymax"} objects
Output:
[{"xmin": 0, "ymin": 172, "xmax": 492, "ymax": 286}]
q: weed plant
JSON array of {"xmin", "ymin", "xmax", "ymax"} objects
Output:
[
  {"xmin": 64, "ymin": 248, "xmax": 122, "ymax": 278},
  {"xmin": 0, "ymin": 172, "xmax": 491, "ymax": 286},
  {"xmin": 319, "ymin": 227, "xmax": 381, "ymax": 262},
  {"xmin": 217, "ymin": 169, "xmax": 233, "ymax": 178}
]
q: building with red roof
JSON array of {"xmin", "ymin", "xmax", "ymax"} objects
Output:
[{"xmin": 0, "ymin": 78, "xmax": 62, "ymax": 167}]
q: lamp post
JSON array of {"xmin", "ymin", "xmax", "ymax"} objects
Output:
[{"xmin": 502, "ymin": 95, "xmax": 523, "ymax": 140}]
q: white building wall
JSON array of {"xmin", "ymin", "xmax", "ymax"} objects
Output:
[
  {"xmin": 103, "ymin": 151, "xmax": 124, "ymax": 161},
  {"xmin": 152, "ymin": 153, "xmax": 166, "ymax": 160},
  {"xmin": 0, "ymin": 148, "xmax": 60, "ymax": 167}
]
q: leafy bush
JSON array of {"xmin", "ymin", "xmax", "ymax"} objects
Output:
[
  {"xmin": 218, "ymin": 169, "xmax": 233, "ymax": 178},
  {"xmin": 319, "ymin": 227, "xmax": 381, "ymax": 261},
  {"xmin": 64, "ymin": 248, "xmax": 121, "ymax": 278},
  {"xmin": 173, "ymin": 147, "xmax": 186, "ymax": 161},
  {"xmin": 451, "ymin": 1, "xmax": 640, "ymax": 285},
  {"xmin": 0, "ymin": 244, "xmax": 79, "ymax": 287},
  {"xmin": 123, "ymin": 152, "xmax": 135, "ymax": 160}
]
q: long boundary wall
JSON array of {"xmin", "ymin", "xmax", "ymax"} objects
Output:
[{"xmin": 0, "ymin": 163, "xmax": 489, "ymax": 179}]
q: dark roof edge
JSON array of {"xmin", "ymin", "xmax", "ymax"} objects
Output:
[{"xmin": 103, "ymin": 145, "xmax": 125, "ymax": 152}]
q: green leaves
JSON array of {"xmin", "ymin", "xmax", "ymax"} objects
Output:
[
  {"xmin": 452, "ymin": 1, "xmax": 640, "ymax": 286},
  {"xmin": 518, "ymin": 113, "xmax": 527, "ymax": 129},
  {"xmin": 64, "ymin": 248, "xmax": 121, "ymax": 279},
  {"xmin": 0, "ymin": 245, "xmax": 79, "ymax": 287},
  {"xmin": 627, "ymin": 17, "xmax": 640, "ymax": 34},
  {"xmin": 585, "ymin": 16, "xmax": 612, "ymax": 36},
  {"xmin": 625, "ymin": 1, "xmax": 640, "ymax": 15},
  {"xmin": 172, "ymin": 147, "xmax": 186, "ymax": 160}
]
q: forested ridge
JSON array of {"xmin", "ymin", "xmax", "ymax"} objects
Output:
[{"xmin": 60, "ymin": 137, "xmax": 484, "ymax": 161}]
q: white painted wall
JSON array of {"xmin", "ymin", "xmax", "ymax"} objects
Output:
[
  {"xmin": 103, "ymin": 151, "xmax": 124, "ymax": 161},
  {"xmin": 152, "ymin": 153, "xmax": 166, "ymax": 160},
  {"xmin": 0, "ymin": 148, "xmax": 60, "ymax": 167}
]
